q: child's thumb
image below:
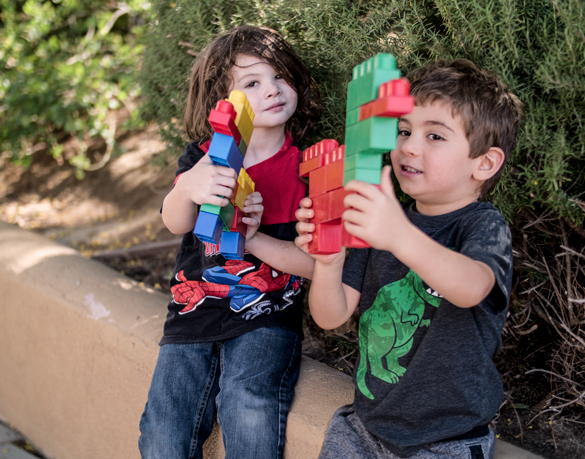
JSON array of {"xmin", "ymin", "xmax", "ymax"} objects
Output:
[{"xmin": 380, "ymin": 165, "xmax": 396, "ymax": 197}]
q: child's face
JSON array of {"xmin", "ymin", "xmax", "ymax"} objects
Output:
[
  {"xmin": 391, "ymin": 100, "xmax": 483, "ymax": 215},
  {"xmin": 229, "ymin": 54, "xmax": 298, "ymax": 132}
]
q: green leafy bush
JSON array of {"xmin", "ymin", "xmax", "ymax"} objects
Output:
[
  {"xmin": 0, "ymin": 0, "xmax": 150, "ymax": 176},
  {"xmin": 140, "ymin": 0, "xmax": 584, "ymax": 224}
]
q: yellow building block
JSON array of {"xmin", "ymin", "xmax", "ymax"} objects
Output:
[
  {"xmin": 227, "ymin": 90, "xmax": 255, "ymax": 147},
  {"xmin": 231, "ymin": 168, "xmax": 256, "ymax": 211}
]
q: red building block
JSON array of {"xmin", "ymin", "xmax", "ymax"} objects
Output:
[
  {"xmin": 299, "ymin": 139, "xmax": 339, "ymax": 177},
  {"xmin": 229, "ymin": 206, "xmax": 247, "ymax": 238},
  {"xmin": 308, "ymin": 165, "xmax": 327, "ymax": 198},
  {"xmin": 303, "ymin": 139, "xmax": 339, "ymax": 162},
  {"xmin": 299, "ymin": 155, "xmax": 325, "ymax": 177},
  {"xmin": 322, "ymin": 145, "xmax": 345, "ymax": 193},
  {"xmin": 325, "ymin": 158, "xmax": 345, "ymax": 193},
  {"xmin": 341, "ymin": 225, "xmax": 370, "ymax": 248},
  {"xmin": 329, "ymin": 187, "xmax": 350, "ymax": 220},
  {"xmin": 310, "ymin": 192, "xmax": 332, "ymax": 224},
  {"xmin": 208, "ymin": 100, "xmax": 242, "ymax": 146},
  {"xmin": 308, "ymin": 220, "xmax": 342, "ymax": 254},
  {"xmin": 358, "ymin": 78, "xmax": 414, "ymax": 121}
]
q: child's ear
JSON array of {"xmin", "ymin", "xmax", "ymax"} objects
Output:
[{"xmin": 473, "ymin": 147, "xmax": 505, "ymax": 181}]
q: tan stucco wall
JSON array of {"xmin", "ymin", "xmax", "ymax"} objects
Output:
[{"xmin": 0, "ymin": 220, "xmax": 540, "ymax": 459}]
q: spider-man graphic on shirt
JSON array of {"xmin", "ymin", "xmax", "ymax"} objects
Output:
[{"xmin": 171, "ymin": 259, "xmax": 302, "ymax": 314}]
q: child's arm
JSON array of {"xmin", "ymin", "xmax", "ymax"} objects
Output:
[
  {"xmin": 239, "ymin": 191, "xmax": 315, "ymax": 278},
  {"xmin": 343, "ymin": 166, "xmax": 495, "ymax": 308},
  {"xmin": 295, "ymin": 198, "xmax": 361, "ymax": 329},
  {"xmin": 162, "ymin": 154, "xmax": 237, "ymax": 234},
  {"xmin": 244, "ymin": 233, "xmax": 315, "ymax": 280}
]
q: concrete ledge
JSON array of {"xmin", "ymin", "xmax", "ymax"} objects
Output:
[{"xmin": 0, "ymin": 221, "xmax": 541, "ymax": 459}]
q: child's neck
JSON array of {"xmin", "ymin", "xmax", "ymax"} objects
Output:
[
  {"xmin": 243, "ymin": 126, "xmax": 287, "ymax": 168},
  {"xmin": 415, "ymin": 196, "xmax": 479, "ymax": 216}
]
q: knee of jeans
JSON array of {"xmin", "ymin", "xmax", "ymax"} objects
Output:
[{"xmin": 219, "ymin": 387, "xmax": 283, "ymax": 431}]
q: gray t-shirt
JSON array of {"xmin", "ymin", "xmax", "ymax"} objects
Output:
[{"xmin": 342, "ymin": 201, "xmax": 513, "ymax": 456}]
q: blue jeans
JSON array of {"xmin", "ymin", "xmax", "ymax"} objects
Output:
[{"xmin": 138, "ymin": 327, "xmax": 302, "ymax": 459}]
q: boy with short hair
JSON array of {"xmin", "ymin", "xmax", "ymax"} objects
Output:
[{"xmin": 295, "ymin": 59, "xmax": 523, "ymax": 458}]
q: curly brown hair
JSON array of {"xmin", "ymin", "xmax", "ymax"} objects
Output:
[
  {"xmin": 406, "ymin": 59, "xmax": 523, "ymax": 198},
  {"xmin": 184, "ymin": 25, "xmax": 319, "ymax": 143}
]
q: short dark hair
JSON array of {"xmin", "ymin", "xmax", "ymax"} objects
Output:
[
  {"xmin": 406, "ymin": 59, "xmax": 523, "ymax": 197},
  {"xmin": 184, "ymin": 25, "xmax": 319, "ymax": 142}
]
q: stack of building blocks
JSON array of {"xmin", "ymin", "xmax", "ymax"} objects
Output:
[
  {"xmin": 193, "ymin": 90, "xmax": 256, "ymax": 260},
  {"xmin": 299, "ymin": 54, "xmax": 414, "ymax": 254}
]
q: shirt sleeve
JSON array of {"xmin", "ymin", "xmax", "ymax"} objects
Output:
[
  {"xmin": 458, "ymin": 209, "xmax": 514, "ymax": 314},
  {"xmin": 342, "ymin": 248, "xmax": 371, "ymax": 293},
  {"xmin": 176, "ymin": 141, "xmax": 206, "ymax": 177}
]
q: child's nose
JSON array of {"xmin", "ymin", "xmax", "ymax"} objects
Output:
[
  {"xmin": 265, "ymin": 82, "xmax": 282, "ymax": 98},
  {"xmin": 400, "ymin": 135, "xmax": 420, "ymax": 156}
]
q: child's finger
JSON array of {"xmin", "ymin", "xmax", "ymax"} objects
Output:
[
  {"xmin": 342, "ymin": 208, "xmax": 364, "ymax": 227},
  {"xmin": 210, "ymin": 184, "xmax": 234, "ymax": 201},
  {"xmin": 295, "ymin": 206, "xmax": 314, "ymax": 222},
  {"xmin": 295, "ymin": 220, "xmax": 315, "ymax": 235},
  {"xmin": 298, "ymin": 197, "xmax": 313, "ymax": 209},
  {"xmin": 215, "ymin": 164, "xmax": 238, "ymax": 179},
  {"xmin": 294, "ymin": 233, "xmax": 313, "ymax": 252},
  {"xmin": 212, "ymin": 174, "xmax": 237, "ymax": 189},
  {"xmin": 243, "ymin": 203, "xmax": 264, "ymax": 214},
  {"xmin": 242, "ymin": 216, "xmax": 260, "ymax": 228},
  {"xmin": 201, "ymin": 194, "xmax": 231, "ymax": 207},
  {"xmin": 343, "ymin": 217, "xmax": 369, "ymax": 241},
  {"xmin": 243, "ymin": 192, "xmax": 263, "ymax": 209},
  {"xmin": 380, "ymin": 166, "xmax": 396, "ymax": 198}
]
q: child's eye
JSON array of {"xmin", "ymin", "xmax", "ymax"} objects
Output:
[
  {"xmin": 428, "ymin": 133, "xmax": 445, "ymax": 141},
  {"xmin": 398, "ymin": 129, "xmax": 411, "ymax": 137},
  {"xmin": 245, "ymin": 81, "xmax": 258, "ymax": 88}
]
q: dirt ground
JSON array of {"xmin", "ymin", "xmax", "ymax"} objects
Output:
[{"xmin": 1, "ymin": 126, "xmax": 583, "ymax": 459}]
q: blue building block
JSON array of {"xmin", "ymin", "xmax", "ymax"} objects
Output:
[
  {"xmin": 220, "ymin": 231, "xmax": 245, "ymax": 260},
  {"xmin": 208, "ymin": 133, "xmax": 244, "ymax": 173},
  {"xmin": 194, "ymin": 211, "xmax": 223, "ymax": 244}
]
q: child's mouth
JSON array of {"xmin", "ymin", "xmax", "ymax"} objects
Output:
[
  {"xmin": 402, "ymin": 165, "xmax": 422, "ymax": 174},
  {"xmin": 266, "ymin": 102, "xmax": 285, "ymax": 111}
]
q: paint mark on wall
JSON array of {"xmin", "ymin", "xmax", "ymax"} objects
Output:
[{"xmin": 85, "ymin": 293, "xmax": 112, "ymax": 320}]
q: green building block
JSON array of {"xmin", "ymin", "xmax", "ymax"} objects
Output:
[
  {"xmin": 343, "ymin": 167, "xmax": 382, "ymax": 185},
  {"xmin": 345, "ymin": 117, "xmax": 398, "ymax": 156},
  {"xmin": 200, "ymin": 203, "xmax": 221, "ymax": 215},
  {"xmin": 344, "ymin": 152, "xmax": 382, "ymax": 171},
  {"xmin": 238, "ymin": 137, "xmax": 248, "ymax": 157},
  {"xmin": 346, "ymin": 54, "xmax": 401, "ymax": 112},
  {"xmin": 200, "ymin": 202, "xmax": 235, "ymax": 230},
  {"xmin": 345, "ymin": 107, "xmax": 360, "ymax": 127}
]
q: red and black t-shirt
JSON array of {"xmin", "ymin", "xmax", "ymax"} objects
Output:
[{"xmin": 160, "ymin": 133, "xmax": 307, "ymax": 344}]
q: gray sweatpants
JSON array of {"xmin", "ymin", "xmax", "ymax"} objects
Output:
[{"xmin": 318, "ymin": 406, "xmax": 495, "ymax": 459}]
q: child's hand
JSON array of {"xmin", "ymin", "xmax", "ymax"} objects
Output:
[
  {"xmin": 179, "ymin": 154, "xmax": 238, "ymax": 207},
  {"xmin": 343, "ymin": 166, "xmax": 412, "ymax": 252},
  {"xmin": 294, "ymin": 197, "xmax": 315, "ymax": 253},
  {"xmin": 242, "ymin": 191, "xmax": 263, "ymax": 241},
  {"xmin": 295, "ymin": 197, "xmax": 345, "ymax": 265}
]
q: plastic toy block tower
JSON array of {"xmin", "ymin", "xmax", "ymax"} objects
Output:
[
  {"xmin": 299, "ymin": 54, "xmax": 414, "ymax": 254},
  {"xmin": 193, "ymin": 90, "xmax": 256, "ymax": 260}
]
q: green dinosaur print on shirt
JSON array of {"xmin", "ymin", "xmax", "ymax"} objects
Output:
[{"xmin": 357, "ymin": 269, "xmax": 443, "ymax": 399}]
